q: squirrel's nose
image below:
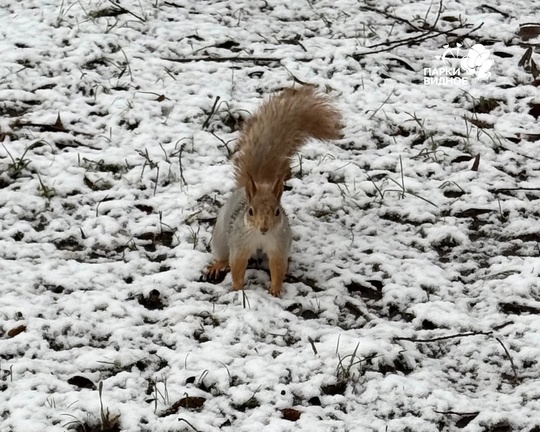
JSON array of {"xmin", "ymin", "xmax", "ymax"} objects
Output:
[{"xmin": 260, "ymin": 227, "xmax": 269, "ymax": 234}]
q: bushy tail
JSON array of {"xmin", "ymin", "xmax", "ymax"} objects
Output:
[{"xmin": 234, "ymin": 86, "xmax": 342, "ymax": 188}]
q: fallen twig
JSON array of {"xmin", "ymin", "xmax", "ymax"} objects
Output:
[
  {"xmin": 308, "ymin": 336, "xmax": 318, "ymax": 355},
  {"xmin": 490, "ymin": 187, "xmax": 540, "ymax": 193},
  {"xmin": 163, "ymin": 20, "xmax": 484, "ymax": 66},
  {"xmin": 162, "ymin": 56, "xmax": 288, "ymax": 64},
  {"xmin": 202, "ymin": 96, "xmax": 221, "ymax": 130},
  {"xmin": 353, "ymin": 23, "xmax": 484, "ymax": 57},
  {"xmin": 434, "ymin": 410, "xmax": 480, "ymax": 416},
  {"xmin": 480, "ymin": 4, "xmax": 511, "ymax": 18},
  {"xmin": 495, "ymin": 337, "xmax": 519, "ymax": 382},
  {"xmin": 107, "ymin": 0, "xmax": 145, "ymax": 22},
  {"xmin": 359, "ymin": 5, "xmax": 424, "ymax": 33},
  {"xmin": 394, "ymin": 331, "xmax": 492, "ymax": 343},
  {"xmin": 177, "ymin": 418, "xmax": 201, "ymax": 432},
  {"xmin": 360, "ymin": 1, "xmax": 476, "ymax": 48}
]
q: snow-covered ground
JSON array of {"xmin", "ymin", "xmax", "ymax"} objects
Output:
[{"xmin": 1, "ymin": 0, "xmax": 540, "ymax": 431}]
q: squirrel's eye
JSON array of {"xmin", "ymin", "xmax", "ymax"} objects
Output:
[
  {"xmin": 248, "ymin": 207, "xmax": 254, "ymax": 216},
  {"xmin": 275, "ymin": 208, "xmax": 280, "ymax": 217}
]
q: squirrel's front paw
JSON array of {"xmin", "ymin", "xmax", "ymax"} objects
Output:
[
  {"xmin": 232, "ymin": 282, "xmax": 245, "ymax": 291},
  {"xmin": 269, "ymin": 284, "xmax": 282, "ymax": 297},
  {"xmin": 202, "ymin": 260, "xmax": 228, "ymax": 284}
]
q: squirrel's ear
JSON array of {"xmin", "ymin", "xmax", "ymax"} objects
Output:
[
  {"xmin": 246, "ymin": 173, "xmax": 257, "ymax": 200},
  {"xmin": 272, "ymin": 177, "xmax": 284, "ymax": 200}
]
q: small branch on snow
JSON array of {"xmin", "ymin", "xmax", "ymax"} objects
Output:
[
  {"xmin": 397, "ymin": 331, "xmax": 521, "ymax": 385},
  {"xmin": 359, "ymin": 5, "xmax": 424, "ymax": 33},
  {"xmin": 308, "ymin": 336, "xmax": 318, "ymax": 355},
  {"xmin": 355, "ymin": 1, "xmax": 483, "ymax": 57},
  {"xmin": 434, "ymin": 410, "xmax": 480, "ymax": 416},
  {"xmin": 492, "ymin": 320, "xmax": 514, "ymax": 331},
  {"xmin": 353, "ymin": 22, "xmax": 484, "ymax": 57},
  {"xmin": 430, "ymin": 0, "xmax": 445, "ymax": 30},
  {"xmin": 394, "ymin": 331, "xmax": 492, "ymax": 343},
  {"xmin": 107, "ymin": 1, "xmax": 145, "ymax": 22},
  {"xmin": 480, "ymin": 4, "xmax": 511, "ymax": 18},
  {"xmin": 202, "ymin": 96, "xmax": 221, "ymax": 130},
  {"xmin": 490, "ymin": 187, "xmax": 540, "ymax": 193},
  {"xmin": 177, "ymin": 418, "xmax": 201, "ymax": 432},
  {"xmin": 495, "ymin": 337, "xmax": 520, "ymax": 383},
  {"xmin": 162, "ymin": 56, "xmax": 290, "ymax": 64},
  {"xmin": 360, "ymin": 0, "xmax": 454, "ymax": 44},
  {"xmin": 163, "ymin": 19, "xmax": 483, "ymax": 66}
]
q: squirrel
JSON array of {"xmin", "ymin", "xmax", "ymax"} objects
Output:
[{"xmin": 206, "ymin": 86, "xmax": 342, "ymax": 296}]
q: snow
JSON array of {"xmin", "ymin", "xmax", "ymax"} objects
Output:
[{"xmin": 2, "ymin": 0, "xmax": 540, "ymax": 431}]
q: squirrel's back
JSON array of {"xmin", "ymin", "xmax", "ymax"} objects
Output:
[{"xmin": 234, "ymin": 86, "xmax": 342, "ymax": 188}]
